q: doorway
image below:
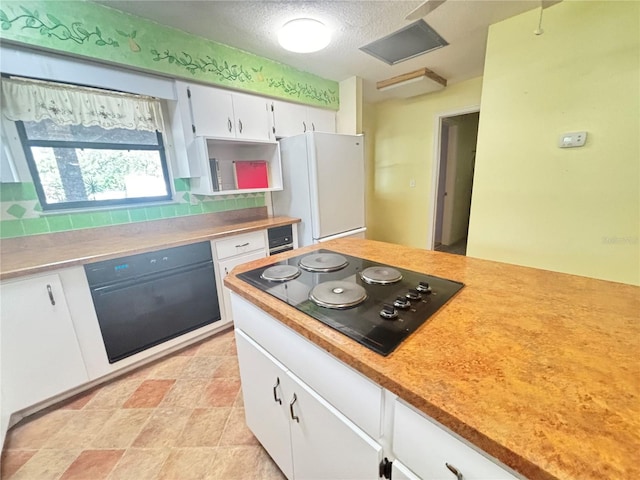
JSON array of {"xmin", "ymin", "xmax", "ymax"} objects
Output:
[{"xmin": 429, "ymin": 109, "xmax": 480, "ymax": 255}]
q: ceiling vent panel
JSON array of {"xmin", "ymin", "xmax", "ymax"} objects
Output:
[{"xmin": 360, "ymin": 20, "xmax": 448, "ymax": 65}]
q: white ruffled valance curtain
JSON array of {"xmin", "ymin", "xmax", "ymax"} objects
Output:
[{"xmin": 0, "ymin": 76, "xmax": 164, "ymax": 132}]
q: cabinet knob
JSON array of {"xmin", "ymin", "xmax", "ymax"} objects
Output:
[
  {"xmin": 289, "ymin": 393, "xmax": 300, "ymax": 423},
  {"xmin": 46, "ymin": 284, "xmax": 56, "ymax": 306},
  {"xmin": 273, "ymin": 377, "xmax": 282, "ymax": 405},
  {"xmin": 445, "ymin": 463, "xmax": 463, "ymax": 480}
]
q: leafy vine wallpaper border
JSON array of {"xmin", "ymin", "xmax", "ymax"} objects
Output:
[{"xmin": 0, "ymin": 1, "xmax": 339, "ymax": 109}]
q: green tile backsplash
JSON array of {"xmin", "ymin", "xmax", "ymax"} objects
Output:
[{"xmin": 0, "ymin": 180, "xmax": 267, "ymax": 239}]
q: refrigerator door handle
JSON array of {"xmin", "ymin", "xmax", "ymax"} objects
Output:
[{"xmin": 316, "ymin": 227, "xmax": 367, "ymax": 243}]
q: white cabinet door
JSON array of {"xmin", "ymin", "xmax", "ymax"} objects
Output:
[
  {"xmin": 236, "ymin": 329, "xmax": 383, "ymax": 480},
  {"xmin": 236, "ymin": 330, "xmax": 294, "ymax": 479},
  {"xmin": 393, "ymin": 400, "xmax": 519, "ymax": 480},
  {"xmin": 273, "ymin": 101, "xmax": 336, "ymax": 138},
  {"xmin": 218, "ymin": 250, "xmax": 266, "ymax": 322},
  {"xmin": 391, "ymin": 460, "xmax": 422, "ymax": 480},
  {"xmin": 232, "ymin": 93, "xmax": 270, "ymax": 141},
  {"xmin": 189, "ymin": 84, "xmax": 235, "ymax": 138},
  {"xmin": 272, "ymin": 100, "xmax": 307, "ymax": 137},
  {"xmin": 0, "ymin": 274, "xmax": 88, "ymax": 413},
  {"xmin": 287, "ymin": 370, "xmax": 383, "ymax": 480},
  {"xmin": 307, "ymin": 107, "xmax": 336, "ymax": 133}
]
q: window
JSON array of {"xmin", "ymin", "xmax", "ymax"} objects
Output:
[{"xmin": 2, "ymin": 76, "xmax": 172, "ymax": 210}]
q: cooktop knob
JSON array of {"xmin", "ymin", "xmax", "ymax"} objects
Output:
[
  {"xmin": 416, "ymin": 281, "xmax": 432, "ymax": 294},
  {"xmin": 380, "ymin": 304, "xmax": 398, "ymax": 320},
  {"xmin": 394, "ymin": 296, "xmax": 411, "ymax": 309},
  {"xmin": 405, "ymin": 289, "xmax": 422, "ymax": 301}
]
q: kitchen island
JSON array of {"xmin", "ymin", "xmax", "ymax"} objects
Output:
[{"xmin": 224, "ymin": 238, "xmax": 640, "ymax": 480}]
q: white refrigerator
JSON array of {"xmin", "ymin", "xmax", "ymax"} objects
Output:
[{"xmin": 272, "ymin": 132, "xmax": 366, "ymax": 246}]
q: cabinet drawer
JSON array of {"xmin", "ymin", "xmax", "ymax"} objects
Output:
[
  {"xmin": 232, "ymin": 293, "xmax": 383, "ymax": 439},
  {"xmin": 393, "ymin": 400, "xmax": 519, "ymax": 480},
  {"xmin": 215, "ymin": 231, "xmax": 266, "ymax": 259}
]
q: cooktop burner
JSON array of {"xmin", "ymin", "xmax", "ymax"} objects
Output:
[
  {"xmin": 299, "ymin": 252, "xmax": 348, "ymax": 272},
  {"xmin": 309, "ymin": 281, "xmax": 367, "ymax": 309},
  {"xmin": 360, "ymin": 266, "xmax": 402, "ymax": 285},
  {"xmin": 238, "ymin": 249, "xmax": 464, "ymax": 356},
  {"xmin": 261, "ymin": 265, "xmax": 301, "ymax": 282}
]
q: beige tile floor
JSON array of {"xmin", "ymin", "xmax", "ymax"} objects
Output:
[{"xmin": 1, "ymin": 328, "xmax": 287, "ymax": 480}]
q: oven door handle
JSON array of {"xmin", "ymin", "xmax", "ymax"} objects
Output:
[{"xmin": 89, "ymin": 260, "xmax": 213, "ymax": 294}]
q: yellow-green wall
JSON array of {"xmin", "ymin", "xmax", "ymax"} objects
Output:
[
  {"xmin": 467, "ymin": 1, "xmax": 639, "ymax": 285},
  {"xmin": 368, "ymin": 77, "xmax": 483, "ymax": 248}
]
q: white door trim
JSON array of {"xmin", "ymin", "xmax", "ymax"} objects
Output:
[{"xmin": 427, "ymin": 105, "xmax": 480, "ymax": 250}]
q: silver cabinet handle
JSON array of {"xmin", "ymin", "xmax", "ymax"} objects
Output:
[
  {"xmin": 289, "ymin": 393, "xmax": 299, "ymax": 423},
  {"xmin": 302, "ymin": 121, "xmax": 307, "ymax": 132},
  {"xmin": 238, "ymin": 119, "xmax": 243, "ymax": 134},
  {"xmin": 46, "ymin": 284, "xmax": 55, "ymax": 305},
  {"xmin": 445, "ymin": 463, "xmax": 463, "ymax": 480},
  {"xmin": 235, "ymin": 242, "xmax": 250, "ymax": 248},
  {"xmin": 227, "ymin": 117, "xmax": 232, "ymax": 132},
  {"xmin": 273, "ymin": 377, "xmax": 282, "ymax": 405},
  {"xmin": 312, "ymin": 122, "xmax": 316, "ymax": 131}
]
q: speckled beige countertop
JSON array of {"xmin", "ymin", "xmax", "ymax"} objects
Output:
[
  {"xmin": 224, "ymin": 238, "xmax": 640, "ymax": 480},
  {"xmin": 0, "ymin": 207, "xmax": 299, "ymax": 280}
]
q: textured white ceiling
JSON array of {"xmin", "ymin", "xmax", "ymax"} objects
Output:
[{"xmin": 94, "ymin": 0, "xmax": 542, "ymax": 102}]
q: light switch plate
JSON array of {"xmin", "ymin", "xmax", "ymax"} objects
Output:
[{"xmin": 559, "ymin": 131, "xmax": 587, "ymax": 148}]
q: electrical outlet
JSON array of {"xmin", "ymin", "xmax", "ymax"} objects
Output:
[{"xmin": 409, "ymin": 178, "xmax": 416, "ymax": 188}]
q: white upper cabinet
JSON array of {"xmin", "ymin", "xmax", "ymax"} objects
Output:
[
  {"xmin": 271, "ymin": 100, "xmax": 336, "ymax": 137},
  {"xmin": 271, "ymin": 101, "xmax": 306, "ymax": 137},
  {"xmin": 189, "ymin": 85, "xmax": 236, "ymax": 139},
  {"xmin": 307, "ymin": 107, "xmax": 337, "ymax": 135},
  {"xmin": 175, "ymin": 81, "xmax": 271, "ymax": 141},
  {"xmin": 173, "ymin": 80, "xmax": 282, "ymax": 195},
  {"xmin": 232, "ymin": 92, "xmax": 272, "ymax": 141}
]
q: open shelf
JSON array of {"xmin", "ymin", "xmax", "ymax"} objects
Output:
[{"xmin": 188, "ymin": 137, "xmax": 283, "ymax": 196}]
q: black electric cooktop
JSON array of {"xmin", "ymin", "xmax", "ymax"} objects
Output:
[{"xmin": 237, "ymin": 249, "xmax": 464, "ymax": 356}]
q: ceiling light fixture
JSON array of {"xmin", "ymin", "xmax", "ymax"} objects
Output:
[{"xmin": 278, "ymin": 18, "xmax": 331, "ymax": 53}]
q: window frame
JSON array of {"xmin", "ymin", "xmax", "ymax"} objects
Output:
[{"xmin": 15, "ymin": 120, "xmax": 173, "ymax": 211}]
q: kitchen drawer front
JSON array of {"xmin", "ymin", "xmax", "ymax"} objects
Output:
[
  {"xmin": 215, "ymin": 231, "xmax": 266, "ymax": 259},
  {"xmin": 232, "ymin": 293, "xmax": 383, "ymax": 439},
  {"xmin": 393, "ymin": 400, "xmax": 520, "ymax": 480}
]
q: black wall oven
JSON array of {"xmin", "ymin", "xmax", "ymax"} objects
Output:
[{"xmin": 85, "ymin": 241, "xmax": 221, "ymax": 363}]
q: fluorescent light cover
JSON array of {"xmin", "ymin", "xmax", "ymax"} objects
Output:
[{"xmin": 278, "ymin": 18, "xmax": 330, "ymax": 53}]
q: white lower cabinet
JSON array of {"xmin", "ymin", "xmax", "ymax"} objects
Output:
[
  {"xmin": 393, "ymin": 400, "xmax": 520, "ymax": 480},
  {"xmin": 218, "ymin": 251, "xmax": 266, "ymax": 323},
  {"xmin": 236, "ymin": 330, "xmax": 383, "ymax": 480},
  {"xmin": 0, "ymin": 274, "xmax": 89, "ymax": 414},
  {"xmin": 213, "ymin": 231, "xmax": 268, "ymax": 323},
  {"xmin": 391, "ymin": 460, "xmax": 421, "ymax": 480}
]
